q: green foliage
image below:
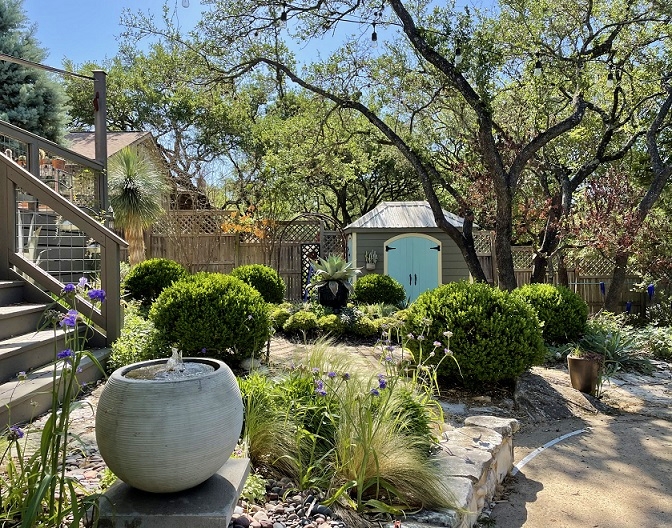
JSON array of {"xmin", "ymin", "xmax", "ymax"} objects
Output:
[
  {"xmin": 512, "ymin": 283, "xmax": 588, "ymax": 343},
  {"xmin": 109, "ymin": 147, "xmax": 170, "ymax": 265},
  {"xmin": 578, "ymin": 316, "xmax": 653, "ymax": 376},
  {"xmin": 308, "ymin": 255, "xmax": 360, "ymax": 296},
  {"xmin": 283, "ymin": 310, "xmax": 319, "ymax": 335},
  {"xmin": 108, "ymin": 305, "xmax": 168, "ymax": 372},
  {"xmin": 0, "ymin": 0, "xmax": 67, "ymax": 141},
  {"xmin": 240, "ymin": 472, "xmax": 268, "ymax": 504},
  {"xmin": 406, "ymin": 282, "xmax": 546, "ymax": 384},
  {"xmin": 354, "ymin": 274, "xmax": 406, "ymax": 306},
  {"xmin": 230, "ymin": 264, "xmax": 286, "ymax": 304},
  {"xmin": 317, "ymin": 314, "xmax": 345, "ymax": 336},
  {"xmin": 270, "ymin": 303, "xmax": 293, "ymax": 330},
  {"xmin": 124, "ymin": 258, "xmax": 189, "ymax": 306},
  {"xmin": 149, "ymin": 272, "xmax": 271, "ymax": 362},
  {"xmin": 239, "ymin": 344, "xmax": 454, "ymax": 512},
  {"xmin": 1, "ymin": 279, "xmax": 106, "ymax": 526},
  {"xmin": 351, "ymin": 316, "xmax": 378, "ymax": 337},
  {"xmin": 639, "ymin": 325, "xmax": 672, "ymax": 361}
]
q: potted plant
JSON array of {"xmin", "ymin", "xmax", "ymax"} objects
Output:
[
  {"xmin": 307, "ymin": 254, "xmax": 360, "ymax": 309},
  {"xmin": 364, "ymin": 250, "xmax": 378, "ymax": 270},
  {"xmin": 567, "ymin": 347, "xmax": 604, "ymax": 396}
]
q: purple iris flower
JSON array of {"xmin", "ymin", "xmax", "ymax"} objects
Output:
[
  {"xmin": 63, "ymin": 283, "xmax": 76, "ymax": 294},
  {"xmin": 57, "ymin": 349, "xmax": 74, "ymax": 359}
]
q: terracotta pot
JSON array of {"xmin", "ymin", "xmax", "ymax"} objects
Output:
[
  {"xmin": 95, "ymin": 357, "xmax": 243, "ymax": 493},
  {"xmin": 567, "ymin": 356, "xmax": 601, "ymax": 396}
]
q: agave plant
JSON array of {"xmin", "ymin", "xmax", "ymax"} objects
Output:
[{"xmin": 308, "ymin": 255, "xmax": 360, "ymax": 296}]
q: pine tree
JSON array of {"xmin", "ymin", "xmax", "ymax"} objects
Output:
[{"xmin": 0, "ymin": 0, "xmax": 67, "ymax": 142}]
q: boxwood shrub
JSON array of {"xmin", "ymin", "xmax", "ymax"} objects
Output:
[
  {"xmin": 149, "ymin": 272, "xmax": 271, "ymax": 362},
  {"xmin": 406, "ymin": 282, "xmax": 545, "ymax": 385},
  {"xmin": 124, "ymin": 258, "xmax": 189, "ymax": 306},
  {"xmin": 512, "ymin": 283, "xmax": 588, "ymax": 344},
  {"xmin": 230, "ymin": 264, "xmax": 286, "ymax": 304},
  {"xmin": 283, "ymin": 310, "xmax": 319, "ymax": 335},
  {"xmin": 354, "ymin": 274, "xmax": 406, "ymax": 306}
]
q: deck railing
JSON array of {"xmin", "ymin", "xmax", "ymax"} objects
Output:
[{"xmin": 0, "ymin": 120, "xmax": 126, "ymax": 345}]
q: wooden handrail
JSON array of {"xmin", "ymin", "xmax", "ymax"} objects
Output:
[{"xmin": 0, "ymin": 154, "xmax": 127, "ymax": 344}]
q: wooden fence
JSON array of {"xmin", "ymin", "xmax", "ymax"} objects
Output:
[
  {"xmin": 475, "ymin": 232, "xmax": 647, "ymax": 315},
  {"xmin": 146, "ymin": 211, "xmax": 343, "ymax": 301},
  {"xmin": 144, "ymin": 214, "xmax": 648, "ymax": 311}
]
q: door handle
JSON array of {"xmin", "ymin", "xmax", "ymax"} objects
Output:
[
  {"xmin": 414, "ymin": 274, "xmax": 417, "ymax": 285},
  {"xmin": 386, "ymin": 245, "xmax": 396, "ymax": 251}
]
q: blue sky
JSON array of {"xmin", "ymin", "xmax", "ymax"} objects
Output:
[
  {"xmin": 22, "ymin": 0, "xmax": 495, "ymax": 69},
  {"xmin": 23, "ymin": 0, "xmax": 200, "ymax": 68}
]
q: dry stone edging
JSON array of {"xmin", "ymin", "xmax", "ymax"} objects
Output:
[{"xmin": 396, "ymin": 415, "xmax": 519, "ymax": 528}]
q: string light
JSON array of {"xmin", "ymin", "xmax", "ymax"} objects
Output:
[
  {"xmin": 533, "ymin": 53, "xmax": 542, "ymax": 77},
  {"xmin": 371, "ymin": 22, "xmax": 378, "ymax": 46},
  {"xmin": 454, "ymin": 46, "xmax": 463, "ymax": 66},
  {"xmin": 280, "ymin": 2, "xmax": 288, "ymax": 24},
  {"xmin": 182, "ymin": 0, "xmax": 189, "ymax": 6},
  {"xmin": 606, "ymin": 69, "xmax": 614, "ymax": 88}
]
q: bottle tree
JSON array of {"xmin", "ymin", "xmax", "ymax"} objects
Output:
[{"xmin": 0, "ymin": 0, "xmax": 67, "ymax": 142}]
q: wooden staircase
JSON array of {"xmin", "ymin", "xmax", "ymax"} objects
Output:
[{"xmin": 0, "ymin": 278, "xmax": 110, "ymax": 427}]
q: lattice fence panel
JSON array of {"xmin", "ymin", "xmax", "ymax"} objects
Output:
[
  {"xmin": 282, "ymin": 222, "xmax": 321, "ymax": 242},
  {"xmin": 512, "ymin": 247, "xmax": 534, "ymax": 269},
  {"xmin": 473, "ymin": 231, "xmax": 492, "ymax": 255},
  {"xmin": 321, "ymin": 231, "xmax": 344, "ymax": 258},
  {"xmin": 302, "ymin": 243, "xmax": 321, "ymax": 301}
]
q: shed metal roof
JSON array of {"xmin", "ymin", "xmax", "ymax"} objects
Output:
[{"xmin": 345, "ymin": 201, "xmax": 464, "ymax": 230}]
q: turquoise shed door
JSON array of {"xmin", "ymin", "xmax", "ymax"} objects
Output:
[{"xmin": 385, "ymin": 235, "xmax": 441, "ymax": 302}]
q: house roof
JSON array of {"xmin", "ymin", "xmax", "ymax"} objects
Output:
[
  {"xmin": 64, "ymin": 131, "xmax": 153, "ymax": 160},
  {"xmin": 345, "ymin": 201, "xmax": 465, "ymax": 230}
]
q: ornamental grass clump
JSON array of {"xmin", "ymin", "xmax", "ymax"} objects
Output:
[
  {"xmin": 406, "ymin": 281, "xmax": 546, "ymax": 385},
  {"xmin": 1, "ymin": 278, "xmax": 106, "ymax": 527},
  {"xmin": 149, "ymin": 272, "xmax": 271, "ymax": 362},
  {"xmin": 238, "ymin": 339, "xmax": 456, "ymax": 514}
]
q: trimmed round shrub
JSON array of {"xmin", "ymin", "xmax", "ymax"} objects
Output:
[
  {"xmin": 317, "ymin": 314, "xmax": 345, "ymax": 336},
  {"xmin": 351, "ymin": 316, "xmax": 378, "ymax": 337},
  {"xmin": 406, "ymin": 282, "xmax": 545, "ymax": 385},
  {"xmin": 354, "ymin": 274, "xmax": 406, "ymax": 306},
  {"xmin": 124, "ymin": 258, "xmax": 189, "ymax": 306},
  {"xmin": 149, "ymin": 272, "xmax": 271, "ymax": 362},
  {"xmin": 230, "ymin": 264, "xmax": 286, "ymax": 304},
  {"xmin": 512, "ymin": 284, "xmax": 588, "ymax": 344},
  {"xmin": 283, "ymin": 310, "xmax": 319, "ymax": 335},
  {"xmin": 270, "ymin": 303, "xmax": 293, "ymax": 330}
]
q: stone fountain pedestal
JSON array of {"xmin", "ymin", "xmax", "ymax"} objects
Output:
[{"xmin": 97, "ymin": 458, "xmax": 250, "ymax": 528}]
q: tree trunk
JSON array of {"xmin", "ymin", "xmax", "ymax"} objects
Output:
[
  {"xmin": 530, "ymin": 195, "xmax": 563, "ymax": 284},
  {"xmin": 126, "ymin": 223, "xmax": 146, "ymax": 266},
  {"xmin": 605, "ymin": 252, "xmax": 629, "ymax": 313},
  {"xmin": 494, "ymin": 192, "xmax": 517, "ymax": 291}
]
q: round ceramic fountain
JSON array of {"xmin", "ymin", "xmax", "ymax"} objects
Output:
[{"xmin": 95, "ymin": 352, "xmax": 244, "ymax": 493}]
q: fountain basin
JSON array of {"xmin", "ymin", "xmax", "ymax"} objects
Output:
[{"xmin": 95, "ymin": 358, "xmax": 243, "ymax": 493}]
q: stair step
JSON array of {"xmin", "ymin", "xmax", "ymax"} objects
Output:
[
  {"xmin": 0, "ymin": 329, "xmax": 68, "ymax": 383},
  {"xmin": 0, "ymin": 303, "xmax": 49, "ymax": 341},
  {"xmin": 0, "ymin": 280, "xmax": 25, "ymax": 305},
  {"xmin": 0, "ymin": 347, "xmax": 110, "ymax": 428}
]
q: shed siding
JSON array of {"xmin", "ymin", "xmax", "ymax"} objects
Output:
[{"xmin": 352, "ymin": 229, "xmax": 469, "ymax": 283}]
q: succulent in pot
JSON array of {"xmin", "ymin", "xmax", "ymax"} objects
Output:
[{"xmin": 307, "ymin": 254, "xmax": 360, "ymax": 309}]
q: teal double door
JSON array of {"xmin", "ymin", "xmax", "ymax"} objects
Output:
[{"xmin": 385, "ymin": 235, "xmax": 441, "ymax": 303}]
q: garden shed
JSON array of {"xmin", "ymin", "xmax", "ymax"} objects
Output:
[{"xmin": 344, "ymin": 201, "xmax": 470, "ymax": 301}]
